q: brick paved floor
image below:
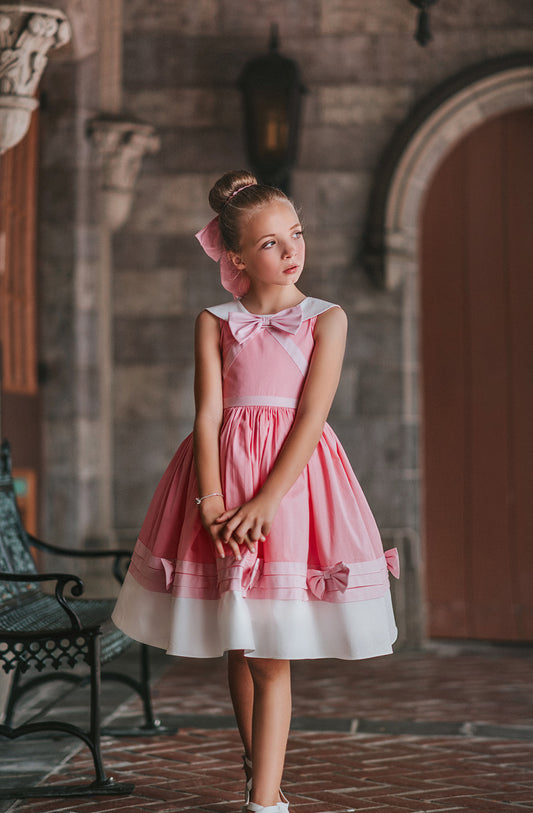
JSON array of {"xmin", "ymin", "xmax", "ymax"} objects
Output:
[{"xmin": 2, "ymin": 645, "xmax": 533, "ymax": 813}]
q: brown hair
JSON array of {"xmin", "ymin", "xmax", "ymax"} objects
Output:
[{"xmin": 208, "ymin": 170, "xmax": 288, "ymax": 253}]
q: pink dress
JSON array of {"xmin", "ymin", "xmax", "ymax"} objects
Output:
[{"xmin": 112, "ymin": 297, "xmax": 399, "ymax": 659}]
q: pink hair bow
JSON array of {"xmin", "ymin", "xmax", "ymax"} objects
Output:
[
  {"xmin": 195, "ymin": 216, "xmax": 250, "ymax": 299},
  {"xmin": 228, "ymin": 305, "xmax": 303, "ymax": 345},
  {"xmin": 307, "ymin": 562, "xmax": 350, "ymax": 600},
  {"xmin": 385, "ymin": 548, "xmax": 400, "ymax": 579}
]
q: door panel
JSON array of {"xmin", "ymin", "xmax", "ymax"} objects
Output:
[{"xmin": 421, "ymin": 108, "xmax": 533, "ymax": 641}]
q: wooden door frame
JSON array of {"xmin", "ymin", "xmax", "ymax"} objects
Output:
[{"xmin": 361, "ymin": 53, "xmax": 533, "ymax": 643}]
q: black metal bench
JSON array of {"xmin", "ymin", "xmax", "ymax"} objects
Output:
[{"xmin": 0, "ymin": 439, "xmax": 175, "ymax": 799}]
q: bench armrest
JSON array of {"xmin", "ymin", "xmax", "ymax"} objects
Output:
[
  {"xmin": 0, "ymin": 570, "xmax": 85, "ymax": 631},
  {"xmin": 27, "ymin": 534, "xmax": 131, "ymax": 585}
]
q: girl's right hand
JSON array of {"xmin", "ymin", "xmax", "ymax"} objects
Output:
[{"xmin": 199, "ymin": 496, "xmax": 228, "ymax": 559}]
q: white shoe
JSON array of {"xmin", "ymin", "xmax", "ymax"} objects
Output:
[
  {"xmin": 241, "ymin": 755, "xmax": 289, "ymax": 813},
  {"xmin": 242, "ymin": 754, "xmax": 253, "ymax": 810}
]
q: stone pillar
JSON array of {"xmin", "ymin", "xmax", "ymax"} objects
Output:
[
  {"xmin": 87, "ymin": 117, "xmax": 159, "ymax": 559},
  {"xmin": 0, "ymin": 4, "xmax": 70, "ymax": 152}
]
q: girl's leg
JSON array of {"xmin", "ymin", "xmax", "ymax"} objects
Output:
[
  {"xmin": 248, "ymin": 658, "xmax": 291, "ymax": 807},
  {"xmin": 228, "ymin": 650, "xmax": 254, "ymax": 765}
]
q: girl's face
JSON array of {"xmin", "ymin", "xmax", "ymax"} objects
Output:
[{"xmin": 230, "ymin": 199, "xmax": 305, "ymax": 290}]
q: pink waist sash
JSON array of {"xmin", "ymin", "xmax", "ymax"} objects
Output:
[{"xmin": 223, "ymin": 395, "xmax": 298, "ymax": 409}]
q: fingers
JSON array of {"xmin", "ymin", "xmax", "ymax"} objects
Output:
[
  {"xmin": 212, "ymin": 537, "xmax": 226, "ymax": 559},
  {"xmin": 214, "ymin": 507, "xmax": 240, "ymax": 524}
]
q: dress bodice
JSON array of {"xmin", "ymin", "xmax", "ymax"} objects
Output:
[{"xmin": 206, "ymin": 298, "xmax": 338, "ymax": 408}]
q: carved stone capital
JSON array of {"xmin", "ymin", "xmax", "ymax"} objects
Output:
[
  {"xmin": 0, "ymin": 4, "xmax": 70, "ymax": 151},
  {"xmin": 89, "ymin": 116, "xmax": 160, "ymax": 230}
]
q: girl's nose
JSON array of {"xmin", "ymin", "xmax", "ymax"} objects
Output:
[{"xmin": 281, "ymin": 241, "xmax": 295, "ymax": 257}]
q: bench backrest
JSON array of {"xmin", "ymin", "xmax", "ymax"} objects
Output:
[{"xmin": 0, "ymin": 440, "xmax": 39, "ymax": 604}]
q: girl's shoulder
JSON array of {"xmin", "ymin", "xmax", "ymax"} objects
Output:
[{"xmin": 204, "ymin": 297, "xmax": 340, "ymax": 322}]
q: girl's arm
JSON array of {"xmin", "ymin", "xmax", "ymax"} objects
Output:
[
  {"xmin": 216, "ymin": 306, "xmax": 348, "ymax": 550},
  {"xmin": 193, "ymin": 310, "xmax": 253, "ymax": 559}
]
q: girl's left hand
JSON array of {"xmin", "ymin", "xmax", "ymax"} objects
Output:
[{"xmin": 214, "ymin": 494, "xmax": 280, "ymax": 558}]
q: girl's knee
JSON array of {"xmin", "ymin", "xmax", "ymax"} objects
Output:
[{"xmin": 247, "ymin": 657, "xmax": 290, "ymax": 684}]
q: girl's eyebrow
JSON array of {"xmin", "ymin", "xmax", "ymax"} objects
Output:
[{"xmin": 255, "ymin": 224, "xmax": 302, "ymax": 244}]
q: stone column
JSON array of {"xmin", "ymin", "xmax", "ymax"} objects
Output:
[
  {"xmin": 0, "ymin": 4, "xmax": 70, "ymax": 152},
  {"xmin": 87, "ymin": 117, "xmax": 159, "ymax": 562}
]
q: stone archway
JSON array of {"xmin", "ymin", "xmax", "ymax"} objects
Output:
[{"xmin": 363, "ymin": 54, "xmax": 533, "ymax": 642}]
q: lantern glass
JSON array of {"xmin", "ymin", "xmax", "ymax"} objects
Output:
[{"xmin": 239, "ymin": 26, "xmax": 305, "ymax": 191}]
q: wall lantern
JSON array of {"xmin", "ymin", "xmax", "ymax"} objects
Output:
[
  {"xmin": 238, "ymin": 24, "xmax": 306, "ymax": 193},
  {"xmin": 408, "ymin": 0, "xmax": 440, "ymax": 46}
]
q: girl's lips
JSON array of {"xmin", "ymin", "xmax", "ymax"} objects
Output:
[{"xmin": 283, "ymin": 265, "xmax": 299, "ymax": 274}]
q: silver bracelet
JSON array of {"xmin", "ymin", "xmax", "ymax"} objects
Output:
[{"xmin": 195, "ymin": 492, "xmax": 223, "ymax": 505}]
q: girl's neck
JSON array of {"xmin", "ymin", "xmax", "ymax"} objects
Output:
[{"xmin": 240, "ymin": 286, "xmax": 306, "ymax": 315}]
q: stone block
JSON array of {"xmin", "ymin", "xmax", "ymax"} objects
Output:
[
  {"xmin": 41, "ymin": 364, "xmax": 75, "ymax": 419},
  {"xmin": 319, "ymin": 85, "xmax": 414, "ymax": 126},
  {"xmin": 39, "ymin": 260, "xmax": 74, "ymax": 310},
  {"xmin": 39, "ymin": 168, "xmax": 77, "ymax": 225},
  {"xmin": 123, "ymin": 0, "xmax": 219, "ymax": 34},
  {"xmin": 433, "ymin": 0, "xmax": 533, "ymax": 28},
  {"xmin": 123, "ymin": 33, "xmax": 245, "ymax": 90},
  {"xmin": 39, "ymin": 110, "xmax": 87, "ymax": 170},
  {"xmin": 113, "ymin": 269, "xmax": 187, "ymax": 317},
  {"xmin": 114, "ymin": 315, "xmax": 196, "ymax": 364},
  {"xmin": 114, "ymin": 417, "xmax": 195, "ymax": 530},
  {"xmin": 303, "ymin": 229, "xmax": 360, "ymax": 271},
  {"xmin": 345, "ymin": 312, "xmax": 402, "ymax": 367},
  {"xmin": 41, "ymin": 61, "xmax": 77, "ymax": 105},
  {"xmin": 316, "ymin": 171, "xmax": 372, "ymax": 228},
  {"xmin": 113, "ymin": 364, "xmax": 195, "ymax": 423},
  {"xmin": 320, "ymin": 0, "xmax": 413, "ymax": 35},
  {"xmin": 363, "ymin": 473, "xmax": 418, "ymax": 530},
  {"xmin": 123, "ymin": 88, "xmax": 218, "ymax": 128},
  {"xmin": 40, "ymin": 470, "xmax": 80, "ymax": 547},
  {"xmin": 290, "ymin": 35, "xmax": 376, "ymax": 85},
  {"xmin": 76, "ymin": 310, "xmax": 99, "ymax": 366},
  {"xmin": 403, "ymin": 423, "xmax": 420, "ymax": 472},
  {"xmin": 185, "ymin": 263, "xmax": 229, "ymax": 312},
  {"xmin": 331, "ymin": 417, "xmax": 406, "ymax": 477},
  {"xmin": 112, "ymin": 232, "xmax": 160, "ymax": 271},
  {"xmin": 220, "ymin": 0, "xmax": 317, "ymax": 37},
  {"xmin": 330, "ymin": 364, "xmax": 358, "ymax": 421},
  {"xmin": 299, "ymin": 123, "xmax": 393, "ymax": 172},
  {"xmin": 77, "ymin": 366, "xmax": 100, "ymax": 419},
  {"xmin": 158, "ymin": 234, "xmax": 207, "ymax": 271},
  {"xmin": 356, "ymin": 365, "xmax": 403, "ymax": 417},
  {"xmin": 39, "ymin": 304, "xmax": 75, "ymax": 364},
  {"xmin": 78, "ymin": 418, "xmax": 102, "ymax": 481},
  {"xmin": 41, "ymin": 418, "xmax": 77, "ymax": 476},
  {"xmin": 75, "ymin": 261, "xmax": 99, "ymax": 311},
  {"xmin": 127, "ymin": 174, "xmax": 211, "ymax": 235},
  {"xmin": 153, "ymin": 126, "xmax": 244, "ymax": 174},
  {"xmin": 345, "ymin": 272, "xmax": 403, "ymax": 316}
]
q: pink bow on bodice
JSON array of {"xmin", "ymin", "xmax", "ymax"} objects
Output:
[
  {"xmin": 228, "ymin": 305, "xmax": 303, "ymax": 345},
  {"xmin": 307, "ymin": 562, "xmax": 350, "ymax": 600}
]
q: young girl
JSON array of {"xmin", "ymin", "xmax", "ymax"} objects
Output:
[{"xmin": 112, "ymin": 169, "xmax": 399, "ymax": 813}]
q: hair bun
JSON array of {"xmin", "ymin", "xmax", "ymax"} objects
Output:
[{"xmin": 208, "ymin": 169, "xmax": 258, "ymax": 214}]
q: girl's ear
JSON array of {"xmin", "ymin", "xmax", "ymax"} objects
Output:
[{"xmin": 227, "ymin": 251, "xmax": 246, "ymax": 272}]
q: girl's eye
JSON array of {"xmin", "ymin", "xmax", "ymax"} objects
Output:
[
  {"xmin": 293, "ymin": 230, "xmax": 304, "ymax": 239},
  {"xmin": 262, "ymin": 240, "xmax": 275, "ymax": 249}
]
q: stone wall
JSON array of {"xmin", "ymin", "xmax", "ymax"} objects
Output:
[
  {"xmin": 36, "ymin": 0, "xmax": 533, "ymax": 638},
  {"xmin": 38, "ymin": 23, "xmax": 102, "ymax": 559}
]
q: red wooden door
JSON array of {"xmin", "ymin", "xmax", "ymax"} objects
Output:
[
  {"xmin": 0, "ymin": 113, "xmax": 41, "ymax": 534},
  {"xmin": 421, "ymin": 107, "xmax": 533, "ymax": 641}
]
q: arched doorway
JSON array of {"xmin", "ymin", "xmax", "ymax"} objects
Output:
[
  {"xmin": 421, "ymin": 108, "xmax": 533, "ymax": 640},
  {"xmin": 362, "ymin": 55, "xmax": 533, "ymax": 645}
]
